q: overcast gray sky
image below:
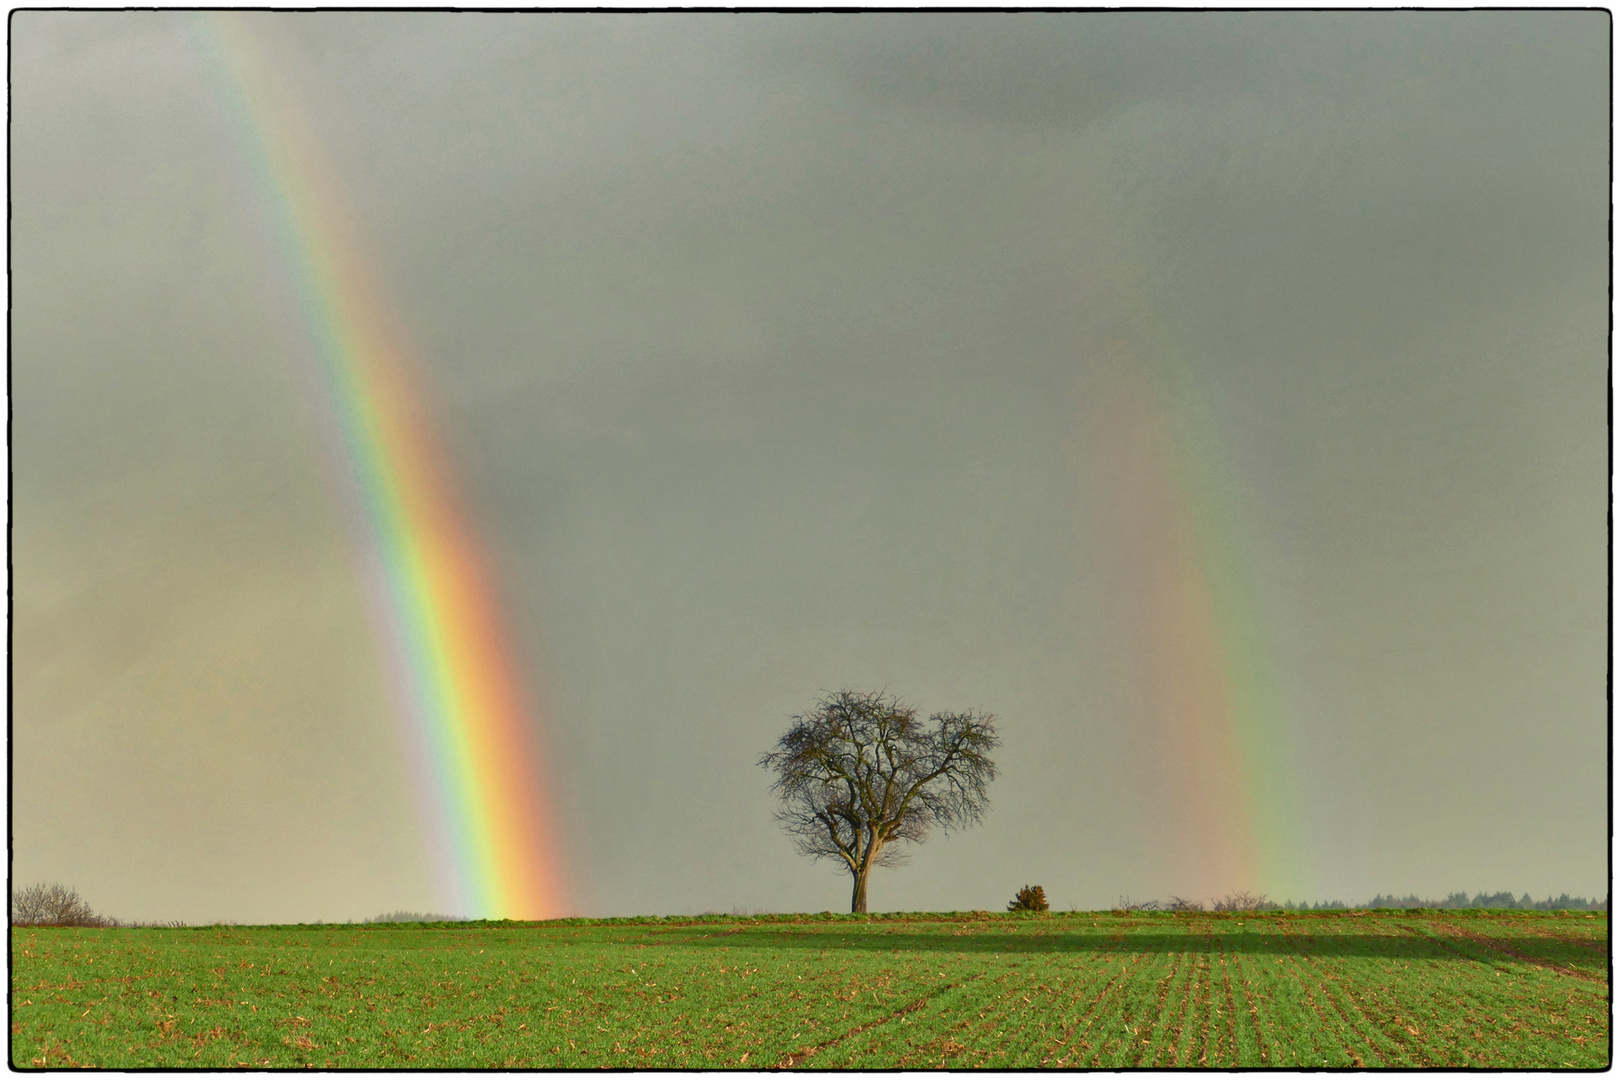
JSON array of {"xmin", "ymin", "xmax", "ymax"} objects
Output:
[{"xmin": 12, "ymin": 11, "xmax": 1609, "ymax": 923}]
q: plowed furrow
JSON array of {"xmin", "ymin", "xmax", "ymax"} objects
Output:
[
  {"xmin": 1189, "ymin": 945, "xmax": 1214, "ymax": 1066},
  {"xmin": 1239, "ymin": 955, "xmax": 1271, "ymax": 1066},
  {"xmin": 1270, "ymin": 921, "xmax": 1392, "ymax": 1067},
  {"xmin": 1129, "ymin": 949, "xmax": 1182, "ymax": 1067},
  {"xmin": 1514, "ymin": 925, "xmax": 1608, "ymax": 953},
  {"xmin": 1312, "ymin": 969, "xmax": 1396, "ymax": 1066},
  {"xmin": 1217, "ymin": 950, "xmax": 1242, "ymax": 1066},
  {"xmin": 1428, "ymin": 922, "xmax": 1607, "ymax": 984},
  {"xmin": 1041, "ymin": 950, "xmax": 1148, "ymax": 1066},
  {"xmin": 1153, "ymin": 946, "xmax": 1200, "ymax": 1066},
  {"xmin": 1278, "ymin": 952, "xmax": 1377, "ymax": 1067},
  {"xmin": 1330, "ymin": 975, "xmax": 1439, "ymax": 1067},
  {"xmin": 1080, "ymin": 951, "xmax": 1180, "ymax": 1067}
]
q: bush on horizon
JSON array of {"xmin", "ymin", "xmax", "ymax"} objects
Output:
[
  {"xmin": 12, "ymin": 883, "xmax": 112, "ymax": 927},
  {"xmin": 1007, "ymin": 885, "xmax": 1050, "ymax": 912}
]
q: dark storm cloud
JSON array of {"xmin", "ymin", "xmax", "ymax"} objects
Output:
[{"xmin": 747, "ymin": 13, "xmax": 1276, "ymax": 127}]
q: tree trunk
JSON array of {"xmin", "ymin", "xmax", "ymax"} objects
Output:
[{"xmin": 851, "ymin": 829, "xmax": 884, "ymax": 913}]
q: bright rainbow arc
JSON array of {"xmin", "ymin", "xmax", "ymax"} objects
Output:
[{"xmin": 194, "ymin": 13, "xmax": 569, "ymax": 920}]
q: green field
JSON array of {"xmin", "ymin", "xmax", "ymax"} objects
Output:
[{"xmin": 11, "ymin": 909, "xmax": 1608, "ymax": 1069}]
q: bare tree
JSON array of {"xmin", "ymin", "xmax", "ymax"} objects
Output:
[
  {"xmin": 760, "ymin": 689, "xmax": 999, "ymax": 913},
  {"xmin": 12, "ymin": 883, "xmax": 107, "ymax": 927}
]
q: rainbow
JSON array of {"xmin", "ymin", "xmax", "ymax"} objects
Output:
[
  {"xmin": 192, "ymin": 13, "xmax": 570, "ymax": 920},
  {"xmin": 1080, "ymin": 306, "xmax": 1304, "ymax": 903}
]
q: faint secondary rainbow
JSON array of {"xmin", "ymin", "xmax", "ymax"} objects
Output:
[
  {"xmin": 1080, "ymin": 302, "xmax": 1304, "ymax": 903},
  {"xmin": 193, "ymin": 13, "xmax": 570, "ymax": 920}
]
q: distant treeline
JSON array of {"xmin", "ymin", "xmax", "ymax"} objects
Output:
[
  {"xmin": 1272, "ymin": 892, "xmax": 1607, "ymax": 912},
  {"xmin": 1121, "ymin": 890, "xmax": 1608, "ymax": 913},
  {"xmin": 1361, "ymin": 891, "xmax": 1608, "ymax": 911},
  {"xmin": 364, "ymin": 911, "xmax": 470, "ymax": 924}
]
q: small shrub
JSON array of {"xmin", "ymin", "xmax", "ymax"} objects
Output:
[
  {"xmin": 1212, "ymin": 891, "xmax": 1269, "ymax": 912},
  {"xmin": 1007, "ymin": 885, "xmax": 1049, "ymax": 912},
  {"xmin": 12, "ymin": 883, "xmax": 109, "ymax": 927},
  {"xmin": 1167, "ymin": 895, "xmax": 1205, "ymax": 912}
]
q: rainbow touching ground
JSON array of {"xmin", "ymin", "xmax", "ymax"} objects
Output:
[{"xmin": 194, "ymin": 13, "xmax": 570, "ymax": 919}]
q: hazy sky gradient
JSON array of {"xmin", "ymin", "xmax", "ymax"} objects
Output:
[{"xmin": 12, "ymin": 11, "xmax": 1609, "ymax": 923}]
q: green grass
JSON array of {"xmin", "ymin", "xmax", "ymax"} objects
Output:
[{"xmin": 11, "ymin": 909, "xmax": 1608, "ymax": 1068}]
